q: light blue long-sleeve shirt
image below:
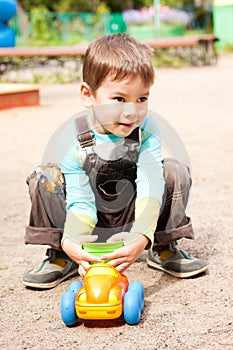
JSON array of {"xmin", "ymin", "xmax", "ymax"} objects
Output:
[{"xmin": 58, "ymin": 114, "xmax": 165, "ymax": 230}]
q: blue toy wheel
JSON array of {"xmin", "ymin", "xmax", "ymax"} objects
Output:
[
  {"xmin": 60, "ymin": 290, "xmax": 78, "ymax": 326},
  {"xmin": 128, "ymin": 281, "xmax": 144, "ymax": 311},
  {"xmin": 68, "ymin": 281, "xmax": 83, "ymax": 294},
  {"xmin": 124, "ymin": 289, "xmax": 141, "ymax": 325}
]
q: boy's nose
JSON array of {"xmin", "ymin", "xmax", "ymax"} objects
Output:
[{"xmin": 121, "ymin": 103, "xmax": 137, "ymax": 118}]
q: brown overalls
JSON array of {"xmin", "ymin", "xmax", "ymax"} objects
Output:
[{"xmin": 25, "ymin": 116, "xmax": 194, "ymax": 249}]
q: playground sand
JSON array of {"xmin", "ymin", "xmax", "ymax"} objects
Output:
[{"xmin": 0, "ymin": 53, "xmax": 233, "ymax": 349}]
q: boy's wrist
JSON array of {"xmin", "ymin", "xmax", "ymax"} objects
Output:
[
  {"xmin": 61, "ymin": 236, "xmax": 82, "ymax": 251},
  {"xmin": 61, "ymin": 234, "xmax": 99, "ymax": 251},
  {"xmin": 133, "ymin": 232, "xmax": 150, "ymax": 250}
]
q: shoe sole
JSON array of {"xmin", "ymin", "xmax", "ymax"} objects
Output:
[
  {"xmin": 22, "ymin": 267, "xmax": 79, "ymax": 289},
  {"xmin": 147, "ymin": 258, "xmax": 208, "ymax": 278}
]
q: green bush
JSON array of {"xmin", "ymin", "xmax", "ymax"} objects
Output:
[{"xmin": 30, "ymin": 7, "xmax": 60, "ymax": 45}]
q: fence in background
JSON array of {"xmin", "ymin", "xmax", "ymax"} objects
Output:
[{"xmin": 9, "ymin": 8, "xmax": 213, "ymax": 47}]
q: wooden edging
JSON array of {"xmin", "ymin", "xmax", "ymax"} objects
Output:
[{"xmin": 0, "ymin": 34, "xmax": 218, "ymax": 58}]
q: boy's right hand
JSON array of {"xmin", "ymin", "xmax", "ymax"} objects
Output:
[{"xmin": 62, "ymin": 236, "xmax": 101, "ymax": 277}]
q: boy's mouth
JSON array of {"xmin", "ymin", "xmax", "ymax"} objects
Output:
[{"xmin": 117, "ymin": 122, "xmax": 135, "ymax": 128}]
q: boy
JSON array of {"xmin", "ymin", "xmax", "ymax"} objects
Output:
[{"xmin": 23, "ymin": 34, "xmax": 207, "ymax": 289}]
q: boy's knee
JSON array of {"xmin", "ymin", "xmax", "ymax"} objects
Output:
[
  {"xmin": 27, "ymin": 163, "xmax": 64, "ymax": 195},
  {"xmin": 163, "ymin": 158, "xmax": 191, "ymax": 190}
]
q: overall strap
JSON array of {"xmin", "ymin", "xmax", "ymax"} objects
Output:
[{"xmin": 75, "ymin": 115, "xmax": 95, "ymax": 148}]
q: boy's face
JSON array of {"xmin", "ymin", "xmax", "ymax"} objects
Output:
[{"xmin": 80, "ymin": 74, "xmax": 152, "ymax": 137}]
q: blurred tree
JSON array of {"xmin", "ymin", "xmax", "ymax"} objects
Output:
[
  {"xmin": 19, "ymin": 0, "xmax": 96, "ymax": 12},
  {"xmin": 104, "ymin": 0, "xmax": 153, "ymax": 11},
  {"xmin": 19, "ymin": 0, "xmax": 197, "ymax": 12},
  {"xmin": 19, "ymin": 0, "xmax": 160, "ymax": 12},
  {"xmin": 159, "ymin": 0, "xmax": 195, "ymax": 8}
]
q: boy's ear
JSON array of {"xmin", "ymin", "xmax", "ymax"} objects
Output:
[{"xmin": 80, "ymin": 82, "xmax": 93, "ymax": 108}]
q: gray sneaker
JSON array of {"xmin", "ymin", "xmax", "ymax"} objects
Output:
[
  {"xmin": 147, "ymin": 243, "xmax": 207, "ymax": 278},
  {"xmin": 23, "ymin": 248, "xmax": 78, "ymax": 289}
]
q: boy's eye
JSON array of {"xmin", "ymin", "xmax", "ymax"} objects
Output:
[
  {"xmin": 114, "ymin": 97, "xmax": 125, "ymax": 102},
  {"xmin": 138, "ymin": 97, "xmax": 147, "ymax": 103}
]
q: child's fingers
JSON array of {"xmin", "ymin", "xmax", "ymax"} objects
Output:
[
  {"xmin": 114, "ymin": 261, "xmax": 130, "ymax": 273},
  {"xmin": 82, "ymin": 250, "xmax": 102, "ymax": 263},
  {"xmin": 108, "ymin": 257, "xmax": 128, "ymax": 269},
  {"xmin": 78, "ymin": 265, "xmax": 86, "ymax": 277},
  {"xmin": 88, "ymin": 254, "xmax": 102, "ymax": 263},
  {"xmin": 100, "ymin": 246, "xmax": 127, "ymax": 261}
]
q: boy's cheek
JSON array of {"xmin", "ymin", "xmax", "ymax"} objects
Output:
[{"xmin": 93, "ymin": 103, "xmax": 124, "ymax": 117}]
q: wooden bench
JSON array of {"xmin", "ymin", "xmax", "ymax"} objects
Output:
[
  {"xmin": 0, "ymin": 44, "xmax": 88, "ymax": 58},
  {"xmin": 144, "ymin": 34, "xmax": 219, "ymax": 66},
  {"xmin": 0, "ymin": 34, "xmax": 218, "ymax": 66}
]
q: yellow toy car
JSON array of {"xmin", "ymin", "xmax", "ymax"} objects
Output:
[{"xmin": 60, "ymin": 243, "xmax": 144, "ymax": 326}]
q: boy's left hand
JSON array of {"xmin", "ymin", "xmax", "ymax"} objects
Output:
[{"xmin": 101, "ymin": 233, "xmax": 149, "ymax": 273}]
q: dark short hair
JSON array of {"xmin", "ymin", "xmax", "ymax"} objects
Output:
[{"xmin": 82, "ymin": 33, "xmax": 155, "ymax": 93}]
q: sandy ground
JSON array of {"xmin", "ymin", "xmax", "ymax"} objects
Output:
[{"xmin": 0, "ymin": 53, "xmax": 233, "ymax": 350}]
